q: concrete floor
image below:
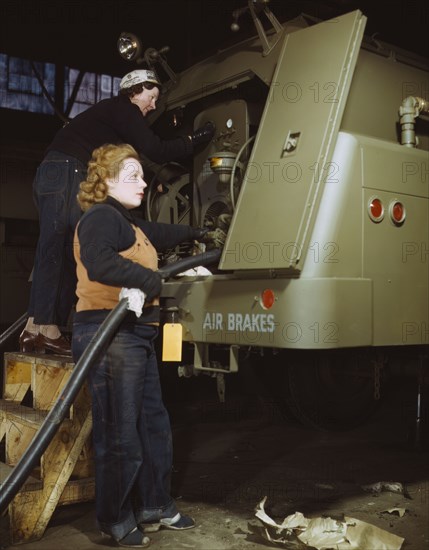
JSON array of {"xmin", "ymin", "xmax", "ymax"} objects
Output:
[{"xmin": 1, "ymin": 374, "xmax": 428, "ymax": 550}]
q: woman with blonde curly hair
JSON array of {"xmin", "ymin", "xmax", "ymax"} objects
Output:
[
  {"xmin": 77, "ymin": 143, "xmax": 139, "ymax": 211},
  {"xmin": 72, "ymin": 143, "xmax": 210, "ymax": 548}
]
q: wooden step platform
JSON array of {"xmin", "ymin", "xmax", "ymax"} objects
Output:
[{"xmin": 0, "ymin": 351, "xmax": 94, "ymax": 545}]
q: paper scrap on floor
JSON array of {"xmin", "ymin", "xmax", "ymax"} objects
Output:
[{"xmin": 255, "ymin": 496, "xmax": 404, "ymax": 550}]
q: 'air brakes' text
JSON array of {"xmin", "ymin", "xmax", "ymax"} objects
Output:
[{"xmin": 203, "ymin": 312, "xmax": 275, "ymax": 333}]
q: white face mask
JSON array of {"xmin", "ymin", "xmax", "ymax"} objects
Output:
[
  {"xmin": 130, "ymin": 87, "xmax": 160, "ymax": 116},
  {"xmin": 106, "ymin": 158, "xmax": 147, "ymax": 209}
]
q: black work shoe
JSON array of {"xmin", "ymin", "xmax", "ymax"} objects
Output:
[
  {"xmin": 102, "ymin": 528, "xmax": 150, "ymax": 548},
  {"xmin": 140, "ymin": 513, "xmax": 195, "ymax": 532}
]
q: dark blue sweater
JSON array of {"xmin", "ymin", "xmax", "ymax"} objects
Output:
[
  {"xmin": 74, "ymin": 197, "xmax": 196, "ymax": 324},
  {"xmin": 48, "ymin": 95, "xmax": 192, "ymax": 165}
]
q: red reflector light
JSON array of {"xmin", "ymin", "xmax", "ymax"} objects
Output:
[
  {"xmin": 390, "ymin": 201, "xmax": 406, "ymax": 225},
  {"xmin": 261, "ymin": 289, "xmax": 275, "ymax": 309},
  {"xmin": 368, "ymin": 197, "xmax": 384, "ymax": 222}
]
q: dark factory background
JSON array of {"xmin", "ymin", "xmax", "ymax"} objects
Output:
[{"xmin": 0, "ymin": 0, "xmax": 428, "ymax": 327}]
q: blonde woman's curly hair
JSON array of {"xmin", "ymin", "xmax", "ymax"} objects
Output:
[{"xmin": 77, "ymin": 143, "xmax": 141, "ymax": 211}]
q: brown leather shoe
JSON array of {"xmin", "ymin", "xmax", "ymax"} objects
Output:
[
  {"xmin": 19, "ymin": 329, "xmax": 38, "ymax": 353},
  {"xmin": 34, "ymin": 333, "xmax": 72, "ymax": 356}
]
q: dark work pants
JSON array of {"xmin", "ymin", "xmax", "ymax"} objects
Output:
[
  {"xmin": 72, "ymin": 322, "xmax": 178, "ymax": 541},
  {"xmin": 28, "ymin": 150, "xmax": 86, "ymax": 326}
]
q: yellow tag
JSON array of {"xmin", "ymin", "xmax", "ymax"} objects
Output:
[{"xmin": 162, "ymin": 323, "xmax": 183, "ymax": 361}]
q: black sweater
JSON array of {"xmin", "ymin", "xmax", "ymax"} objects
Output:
[
  {"xmin": 48, "ymin": 95, "xmax": 192, "ymax": 165},
  {"xmin": 74, "ymin": 197, "xmax": 196, "ymax": 324}
]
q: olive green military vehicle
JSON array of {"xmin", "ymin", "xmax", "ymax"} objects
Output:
[{"xmin": 120, "ymin": 1, "xmax": 429, "ymax": 428}]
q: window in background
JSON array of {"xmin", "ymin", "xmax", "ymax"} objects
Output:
[
  {"xmin": 64, "ymin": 69, "xmax": 121, "ymax": 117},
  {"xmin": 0, "ymin": 54, "xmax": 55, "ymax": 114},
  {"xmin": 0, "ymin": 53, "xmax": 120, "ymax": 117}
]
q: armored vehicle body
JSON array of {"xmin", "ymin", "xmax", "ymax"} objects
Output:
[{"xmin": 125, "ymin": 3, "xmax": 429, "ymax": 427}]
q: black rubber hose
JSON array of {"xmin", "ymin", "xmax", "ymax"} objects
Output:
[{"xmin": 0, "ymin": 249, "xmax": 221, "ymax": 514}]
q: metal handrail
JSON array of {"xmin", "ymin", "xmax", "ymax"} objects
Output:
[
  {"xmin": 0, "ymin": 313, "xmax": 27, "ymax": 348},
  {"xmin": 0, "ymin": 248, "xmax": 221, "ymax": 513}
]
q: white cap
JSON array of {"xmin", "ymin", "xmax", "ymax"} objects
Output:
[{"xmin": 119, "ymin": 69, "xmax": 160, "ymax": 90}]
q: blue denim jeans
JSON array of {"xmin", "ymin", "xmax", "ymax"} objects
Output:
[
  {"xmin": 28, "ymin": 150, "xmax": 86, "ymax": 326},
  {"xmin": 72, "ymin": 322, "xmax": 178, "ymax": 541}
]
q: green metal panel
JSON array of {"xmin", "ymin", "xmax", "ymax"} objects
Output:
[
  {"xmin": 363, "ymin": 188, "xmax": 429, "ymax": 346},
  {"xmin": 163, "ymin": 276, "xmax": 372, "ymax": 349},
  {"xmin": 220, "ymin": 10, "xmax": 366, "ymax": 271},
  {"xmin": 165, "ymin": 17, "xmax": 309, "ymax": 110}
]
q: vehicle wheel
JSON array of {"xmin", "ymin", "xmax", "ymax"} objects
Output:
[{"xmin": 283, "ymin": 349, "xmax": 382, "ymax": 430}]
